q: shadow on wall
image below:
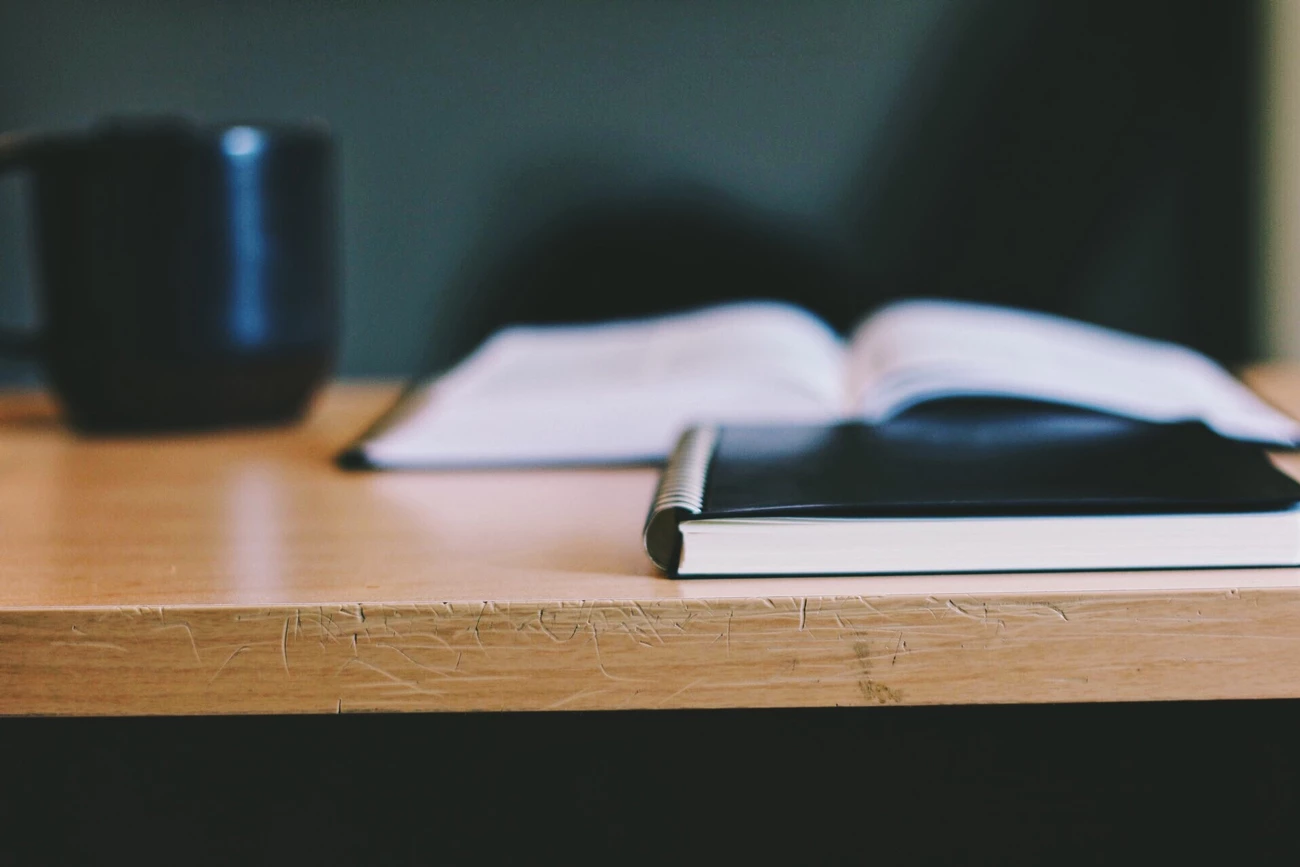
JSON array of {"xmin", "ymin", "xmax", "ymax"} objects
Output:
[
  {"xmin": 427, "ymin": 0, "xmax": 1258, "ymax": 375},
  {"xmin": 433, "ymin": 158, "xmax": 861, "ymax": 375}
]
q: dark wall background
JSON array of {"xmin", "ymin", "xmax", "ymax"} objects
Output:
[{"xmin": 0, "ymin": 0, "xmax": 1262, "ymax": 380}]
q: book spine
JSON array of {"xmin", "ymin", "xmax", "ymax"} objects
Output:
[{"xmin": 643, "ymin": 425, "xmax": 719, "ymax": 572}]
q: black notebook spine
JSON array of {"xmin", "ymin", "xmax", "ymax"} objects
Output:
[{"xmin": 643, "ymin": 426, "xmax": 719, "ymax": 572}]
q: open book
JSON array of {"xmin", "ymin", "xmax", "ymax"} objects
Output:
[{"xmin": 346, "ymin": 299, "xmax": 1300, "ymax": 468}]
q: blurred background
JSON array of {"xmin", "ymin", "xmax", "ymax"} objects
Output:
[{"xmin": 0, "ymin": 0, "xmax": 1278, "ymax": 383}]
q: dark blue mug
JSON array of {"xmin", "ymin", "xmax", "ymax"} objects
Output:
[{"xmin": 0, "ymin": 117, "xmax": 338, "ymax": 431}]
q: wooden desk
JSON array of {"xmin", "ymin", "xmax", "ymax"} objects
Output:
[{"xmin": 5, "ymin": 369, "xmax": 1300, "ymax": 716}]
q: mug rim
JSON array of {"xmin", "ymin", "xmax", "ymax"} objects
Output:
[{"xmin": 92, "ymin": 115, "xmax": 332, "ymax": 141}]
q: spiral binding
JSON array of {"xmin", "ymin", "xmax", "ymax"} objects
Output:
[{"xmin": 643, "ymin": 425, "xmax": 719, "ymax": 572}]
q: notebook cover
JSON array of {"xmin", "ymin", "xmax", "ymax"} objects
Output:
[{"xmin": 700, "ymin": 402, "xmax": 1300, "ymax": 520}]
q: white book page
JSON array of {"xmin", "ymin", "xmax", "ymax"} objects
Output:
[
  {"xmin": 845, "ymin": 299, "xmax": 1300, "ymax": 445},
  {"xmin": 364, "ymin": 302, "xmax": 845, "ymax": 466}
]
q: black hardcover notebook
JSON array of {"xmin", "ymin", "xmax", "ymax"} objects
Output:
[{"xmin": 643, "ymin": 403, "xmax": 1300, "ymax": 576}]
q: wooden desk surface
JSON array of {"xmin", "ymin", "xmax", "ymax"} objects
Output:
[{"xmin": 6, "ymin": 369, "xmax": 1300, "ymax": 716}]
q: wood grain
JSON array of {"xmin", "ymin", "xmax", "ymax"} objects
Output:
[{"xmin": 5, "ymin": 375, "xmax": 1300, "ymax": 715}]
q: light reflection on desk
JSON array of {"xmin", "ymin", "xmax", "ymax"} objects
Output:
[{"xmin": 225, "ymin": 462, "xmax": 284, "ymax": 596}]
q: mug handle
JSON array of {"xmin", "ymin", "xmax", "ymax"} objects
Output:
[{"xmin": 0, "ymin": 131, "xmax": 45, "ymax": 359}]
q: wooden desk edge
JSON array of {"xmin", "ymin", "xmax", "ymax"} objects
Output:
[{"xmin": 5, "ymin": 585, "xmax": 1299, "ymax": 716}]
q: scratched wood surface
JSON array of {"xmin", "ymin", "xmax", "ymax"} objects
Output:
[{"xmin": 4, "ymin": 370, "xmax": 1300, "ymax": 715}]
